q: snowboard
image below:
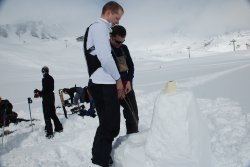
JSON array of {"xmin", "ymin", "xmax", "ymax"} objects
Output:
[
  {"xmin": 58, "ymin": 89, "xmax": 68, "ymax": 119},
  {"xmin": 70, "ymin": 104, "xmax": 85, "ymax": 114}
]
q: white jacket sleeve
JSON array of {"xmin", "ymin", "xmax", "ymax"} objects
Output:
[{"xmin": 92, "ymin": 23, "xmax": 120, "ymax": 81}]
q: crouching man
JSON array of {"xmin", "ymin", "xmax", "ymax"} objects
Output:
[{"xmin": 63, "ymin": 86, "xmax": 96, "ymax": 117}]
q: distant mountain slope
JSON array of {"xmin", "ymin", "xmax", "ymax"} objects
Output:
[
  {"xmin": 0, "ymin": 21, "xmax": 66, "ymax": 40},
  {"xmin": 200, "ymin": 30, "xmax": 250, "ymax": 52},
  {"xmin": 133, "ymin": 30, "xmax": 250, "ymax": 61}
]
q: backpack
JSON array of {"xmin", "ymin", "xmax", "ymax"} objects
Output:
[{"xmin": 0, "ymin": 100, "xmax": 18, "ymax": 127}]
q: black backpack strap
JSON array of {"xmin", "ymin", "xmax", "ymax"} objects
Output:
[{"xmin": 83, "ymin": 24, "xmax": 101, "ymax": 77}]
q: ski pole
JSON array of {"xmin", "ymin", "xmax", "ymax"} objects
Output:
[
  {"xmin": 1, "ymin": 105, "xmax": 7, "ymax": 146},
  {"xmin": 27, "ymin": 97, "xmax": 34, "ymax": 131}
]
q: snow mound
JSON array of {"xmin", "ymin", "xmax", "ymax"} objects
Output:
[{"xmin": 113, "ymin": 90, "xmax": 211, "ymax": 167}]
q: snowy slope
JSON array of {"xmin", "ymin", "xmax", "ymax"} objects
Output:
[
  {"xmin": 0, "ymin": 30, "xmax": 250, "ymax": 167},
  {"xmin": 133, "ymin": 30, "xmax": 250, "ymax": 62},
  {"xmin": 0, "ymin": 21, "xmax": 66, "ymax": 40}
]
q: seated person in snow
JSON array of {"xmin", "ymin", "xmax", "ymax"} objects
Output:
[
  {"xmin": 0, "ymin": 97, "xmax": 36, "ymax": 128},
  {"xmin": 62, "ymin": 86, "xmax": 96, "ymax": 117},
  {"xmin": 0, "ymin": 97, "xmax": 18, "ymax": 127}
]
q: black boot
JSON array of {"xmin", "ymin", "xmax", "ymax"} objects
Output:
[
  {"xmin": 46, "ymin": 131, "xmax": 54, "ymax": 139},
  {"xmin": 55, "ymin": 124, "xmax": 63, "ymax": 133},
  {"xmin": 109, "ymin": 156, "xmax": 113, "ymax": 166}
]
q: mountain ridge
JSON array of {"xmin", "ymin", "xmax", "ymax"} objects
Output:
[{"xmin": 0, "ymin": 21, "xmax": 66, "ymax": 40}]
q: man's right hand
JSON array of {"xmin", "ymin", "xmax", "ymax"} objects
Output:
[
  {"xmin": 116, "ymin": 79, "xmax": 125, "ymax": 99},
  {"xmin": 34, "ymin": 89, "xmax": 41, "ymax": 98},
  {"xmin": 34, "ymin": 89, "xmax": 39, "ymax": 94}
]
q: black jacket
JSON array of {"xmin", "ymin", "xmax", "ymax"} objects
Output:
[
  {"xmin": 42, "ymin": 73, "xmax": 54, "ymax": 96},
  {"xmin": 111, "ymin": 44, "xmax": 134, "ymax": 82},
  {"xmin": 0, "ymin": 100, "xmax": 13, "ymax": 114}
]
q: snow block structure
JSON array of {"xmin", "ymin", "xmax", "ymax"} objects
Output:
[{"xmin": 113, "ymin": 88, "xmax": 211, "ymax": 167}]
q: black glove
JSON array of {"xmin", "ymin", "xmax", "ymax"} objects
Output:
[
  {"xmin": 34, "ymin": 89, "xmax": 41, "ymax": 98},
  {"xmin": 34, "ymin": 89, "xmax": 40, "ymax": 94}
]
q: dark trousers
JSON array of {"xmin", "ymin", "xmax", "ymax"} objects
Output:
[
  {"xmin": 88, "ymin": 82, "xmax": 120, "ymax": 167},
  {"xmin": 42, "ymin": 94, "xmax": 62, "ymax": 134},
  {"xmin": 120, "ymin": 90, "xmax": 139, "ymax": 134}
]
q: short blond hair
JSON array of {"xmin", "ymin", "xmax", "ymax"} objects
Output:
[{"xmin": 102, "ymin": 1, "xmax": 124, "ymax": 15}]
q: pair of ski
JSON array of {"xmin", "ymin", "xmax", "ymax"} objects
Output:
[
  {"xmin": 0, "ymin": 130, "xmax": 16, "ymax": 137},
  {"xmin": 1, "ymin": 118, "xmax": 38, "ymax": 146}
]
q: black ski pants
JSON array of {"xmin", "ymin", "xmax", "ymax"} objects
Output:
[
  {"xmin": 42, "ymin": 94, "xmax": 62, "ymax": 134},
  {"xmin": 88, "ymin": 81, "xmax": 120, "ymax": 167},
  {"xmin": 120, "ymin": 90, "xmax": 139, "ymax": 134}
]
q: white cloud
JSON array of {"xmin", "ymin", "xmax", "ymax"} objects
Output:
[
  {"xmin": 0, "ymin": 0, "xmax": 100, "ymax": 35},
  {"xmin": 0, "ymin": 0, "xmax": 250, "ymax": 44},
  {"xmin": 122, "ymin": 0, "xmax": 250, "ymax": 41}
]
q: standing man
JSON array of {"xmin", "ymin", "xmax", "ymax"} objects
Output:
[
  {"xmin": 34, "ymin": 66, "xmax": 63, "ymax": 139},
  {"xmin": 83, "ymin": 1, "xmax": 124, "ymax": 167},
  {"xmin": 110, "ymin": 25, "xmax": 139, "ymax": 134}
]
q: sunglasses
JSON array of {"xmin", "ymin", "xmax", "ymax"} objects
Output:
[{"xmin": 114, "ymin": 39, "xmax": 125, "ymax": 44}]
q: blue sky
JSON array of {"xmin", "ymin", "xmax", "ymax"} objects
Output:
[{"xmin": 0, "ymin": 0, "xmax": 250, "ymax": 44}]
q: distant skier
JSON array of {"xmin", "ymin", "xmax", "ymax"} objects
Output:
[{"xmin": 34, "ymin": 66, "xmax": 63, "ymax": 139}]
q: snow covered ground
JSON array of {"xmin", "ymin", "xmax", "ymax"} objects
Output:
[{"xmin": 0, "ymin": 33, "xmax": 250, "ymax": 167}]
